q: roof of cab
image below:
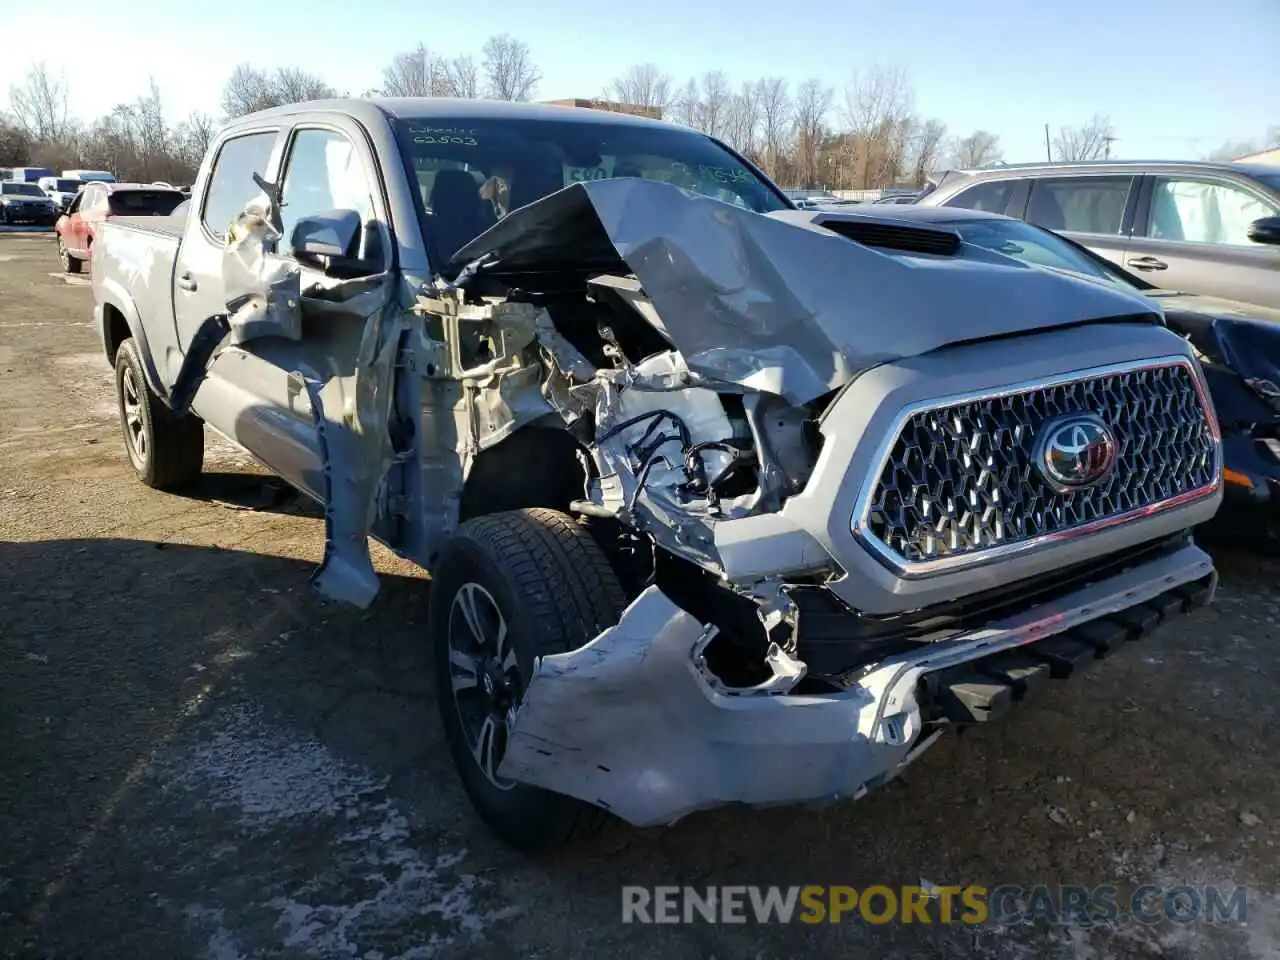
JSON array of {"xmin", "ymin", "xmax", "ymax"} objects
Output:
[{"xmin": 229, "ymin": 96, "xmax": 689, "ymax": 133}]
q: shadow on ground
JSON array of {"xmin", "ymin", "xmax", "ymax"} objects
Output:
[
  {"xmin": 177, "ymin": 472, "xmax": 322, "ymax": 517},
  {"xmin": 1, "ymin": 537, "xmax": 1277, "ymax": 959}
]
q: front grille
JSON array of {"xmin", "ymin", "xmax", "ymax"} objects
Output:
[{"xmin": 859, "ymin": 360, "xmax": 1218, "ymax": 571}]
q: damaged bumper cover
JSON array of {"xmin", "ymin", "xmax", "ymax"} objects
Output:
[{"xmin": 498, "ymin": 541, "xmax": 1215, "ymax": 827}]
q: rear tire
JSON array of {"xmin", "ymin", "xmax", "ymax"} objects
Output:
[
  {"xmin": 429, "ymin": 507, "xmax": 628, "ymax": 850},
  {"xmin": 114, "ymin": 338, "xmax": 204, "ymax": 490},
  {"xmin": 58, "ymin": 238, "xmax": 82, "ymax": 274}
]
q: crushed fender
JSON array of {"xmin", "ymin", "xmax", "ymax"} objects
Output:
[{"xmin": 498, "ymin": 586, "xmax": 913, "ymax": 827}]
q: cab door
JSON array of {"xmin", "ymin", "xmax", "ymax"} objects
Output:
[
  {"xmin": 1126, "ymin": 173, "xmax": 1280, "ymax": 309},
  {"xmin": 170, "ymin": 118, "xmax": 391, "ymax": 503}
]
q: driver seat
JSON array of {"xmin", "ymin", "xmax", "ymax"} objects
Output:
[{"xmin": 427, "ymin": 169, "xmax": 495, "ymax": 262}]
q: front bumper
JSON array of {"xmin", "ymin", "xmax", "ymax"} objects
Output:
[{"xmin": 500, "ymin": 540, "xmax": 1215, "ymax": 827}]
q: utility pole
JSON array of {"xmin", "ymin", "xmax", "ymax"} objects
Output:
[
  {"xmin": 1044, "ymin": 123, "xmax": 1052, "ymax": 162},
  {"xmin": 1103, "ymin": 135, "xmax": 1117, "ymax": 159}
]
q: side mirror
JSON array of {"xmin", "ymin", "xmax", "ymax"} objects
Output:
[
  {"xmin": 1247, "ymin": 216, "xmax": 1280, "ymax": 246},
  {"xmin": 289, "ymin": 208, "xmax": 361, "ymax": 263}
]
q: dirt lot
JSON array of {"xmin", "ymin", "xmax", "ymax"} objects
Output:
[{"xmin": 1, "ymin": 231, "xmax": 1278, "ymax": 959}]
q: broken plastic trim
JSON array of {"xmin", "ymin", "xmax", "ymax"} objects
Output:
[
  {"xmin": 166, "ymin": 312, "xmax": 231, "ymax": 413},
  {"xmin": 499, "ymin": 542, "xmax": 1213, "ymax": 826}
]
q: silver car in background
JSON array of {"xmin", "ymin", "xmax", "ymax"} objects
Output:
[{"xmin": 918, "ymin": 160, "xmax": 1280, "ymax": 310}]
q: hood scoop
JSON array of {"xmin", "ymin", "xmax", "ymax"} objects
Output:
[{"xmin": 813, "ymin": 217, "xmax": 961, "ymax": 256}]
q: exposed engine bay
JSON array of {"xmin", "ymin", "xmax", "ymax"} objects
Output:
[{"xmin": 412, "ymin": 177, "xmax": 1176, "ymax": 694}]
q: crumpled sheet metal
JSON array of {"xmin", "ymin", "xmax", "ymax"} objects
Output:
[
  {"xmin": 449, "ymin": 178, "xmax": 1161, "ymax": 405},
  {"xmin": 297, "ymin": 282, "xmax": 402, "ymax": 608},
  {"xmin": 498, "ymin": 586, "xmax": 920, "ymax": 827},
  {"xmin": 222, "ymin": 211, "xmax": 302, "ymax": 344},
  {"xmin": 1172, "ymin": 313, "xmax": 1280, "ymax": 416}
]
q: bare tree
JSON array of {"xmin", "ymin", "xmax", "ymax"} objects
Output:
[
  {"xmin": 672, "ymin": 79, "xmax": 700, "ymax": 129},
  {"xmin": 1052, "ymin": 112, "xmax": 1116, "ymax": 161},
  {"xmin": 220, "ymin": 65, "xmax": 277, "ymax": 118},
  {"xmin": 273, "ymin": 67, "xmax": 337, "ymax": 105},
  {"xmin": 723, "ymin": 81, "xmax": 761, "ymax": 157},
  {"xmin": 695, "ymin": 71, "xmax": 732, "ymax": 138},
  {"xmin": 481, "ymin": 34, "xmax": 541, "ymax": 101},
  {"xmin": 1204, "ymin": 124, "xmax": 1280, "ymax": 161},
  {"xmin": 610, "ymin": 63, "xmax": 673, "ymax": 111},
  {"xmin": 950, "ymin": 130, "xmax": 1003, "ymax": 168},
  {"xmin": 380, "ymin": 44, "xmax": 451, "ymax": 97},
  {"xmin": 8, "ymin": 61, "xmax": 70, "ymax": 141},
  {"xmin": 842, "ymin": 65, "xmax": 915, "ymax": 188},
  {"xmin": 905, "ymin": 118, "xmax": 947, "ymax": 186},
  {"xmin": 445, "ymin": 56, "xmax": 480, "ymax": 98},
  {"xmin": 792, "ymin": 78, "xmax": 832, "ymax": 188},
  {"xmin": 756, "ymin": 77, "xmax": 792, "ymax": 181},
  {"xmin": 0, "ymin": 115, "xmax": 32, "ymax": 166},
  {"xmin": 220, "ymin": 64, "xmax": 335, "ymax": 119},
  {"xmin": 174, "ymin": 111, "xmax": 217, "ymax": 171}
]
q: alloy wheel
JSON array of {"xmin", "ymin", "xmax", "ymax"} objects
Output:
[
  {"xmin": 120, "ymin": 364, "xmax": 147, "ymax": 466},
  {"xmin": 446, "ymin": 582, "xmax": 521, "ymax": 790}
]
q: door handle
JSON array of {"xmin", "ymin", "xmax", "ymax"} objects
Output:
[
  {"xmin": 176, "ymin": 272, "xmax": 198, "ymax": 292},
  {"xmin": 1126, "ymin": 256, "xmax": 1168, "ymax": 271}
]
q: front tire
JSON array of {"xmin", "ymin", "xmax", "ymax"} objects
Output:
[
  {"xmin": 429, "ymin": 508, "xmax": 628, "ymax": 850},
  {"xmin": 114, "ymin": 338, "xmax": 204, "ymax": 490}
]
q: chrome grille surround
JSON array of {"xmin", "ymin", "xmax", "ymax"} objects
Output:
[{"xmin": 851, "ymin": 356, "xmax": 1222, "ymax": 578}]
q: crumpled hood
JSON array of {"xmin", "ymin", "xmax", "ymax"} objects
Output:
[{"xmin": 449, "ymin": 178, "xmax": 1162, "ymax": 404}]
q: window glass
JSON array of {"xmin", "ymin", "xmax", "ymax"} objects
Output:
[
  {"xmin": 278, "ymin": 128, "xmax": 375, "ymax": 256},
  {"xmin": 1146, "ymin": 178, "xmax": 1280, "ymax": 246},
  {"xmin": 946, "ymin": 180, "xmax": 1013, "ymax": 214},
  {"xmin": 201, "ymin": 131, "xmax": 277, "ymax": 237},
  {"xmin": 109, "ymin": 190, "xmax": 186, "ymax": 216},
  {"xmin": 392, "ymin": 116, "xmax": 786, "ymax": 260},
  {"xmin": 950, "ymin": 217, "xmax": 1141, "ymax": 291},
  {"xmin": 1026, "ymin": 177, "xmax": 1132, "ymax": 234},
  {"xmin": 0, "ymin": 182, "xmax": 44, "ymax": 197}
]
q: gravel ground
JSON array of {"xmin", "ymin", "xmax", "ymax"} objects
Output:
[{"xmin": 1, "ymin": 231, "xmax": 1278, "ymax": 960}]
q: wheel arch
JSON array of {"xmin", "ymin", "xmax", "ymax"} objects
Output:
[
  {"xmin": 97, "ymin": 282, "xmax": 166, "ymax": 398},
  {"xmin": 458, "ymin": 423, "xmax": 591, "ymax": 524}
]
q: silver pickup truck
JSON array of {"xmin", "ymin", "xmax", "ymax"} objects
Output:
[{"xmin": 91, "ymin": 98, "xmax": 1224, "ymax": 849}]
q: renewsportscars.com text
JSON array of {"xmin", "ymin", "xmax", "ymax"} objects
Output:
[{"xmin": 621, "ymin": 884, "xmax": 1248, "ymax": 927}]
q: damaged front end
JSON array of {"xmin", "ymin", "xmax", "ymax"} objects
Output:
[
  {"xmin": 411, "ymin": 178, "xmax": 1213, "ymax": 824},
  {"xmin": 173, "ymin": 175, "xmax": 1217, "ymax": 827}
]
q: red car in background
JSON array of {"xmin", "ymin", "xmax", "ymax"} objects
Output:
[{"xmin": 55, "ymin": 182, "xmax": 185, "ymax": 274}]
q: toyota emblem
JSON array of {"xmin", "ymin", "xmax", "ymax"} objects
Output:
[{"xmin": 1035, "ymin": 413, "xmax": 1118, "ymax": 491}]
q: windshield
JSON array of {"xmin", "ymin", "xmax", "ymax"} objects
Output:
[
  {"xmin": 1, "ymin": 183, "xmax": 45, "ymax": 197},
  {"xmin": 393, "ymin": 116, "xmax": 786, "ymax": 257},
  {"xmin": 948, "ymin": 217, "xmax": 1143, "ymax": 290},
  {"xmin": 52, "ymin": 179, "xmax": 81, "ymax": 192}
]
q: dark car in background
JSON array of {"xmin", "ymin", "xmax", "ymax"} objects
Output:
[
  {"xmin": 826, "ymin": 202, "xmax": 1280, "ymax": 552},
  {"xmin": 0, "ymin": 180, "xmax": 58, "ymax": 225},
  {"xmin": 918, "ymin": 160, "xmax": 1280, "ymax": 310},
  {"xmin": 54, "ymin": 181, "xmax": 186, "ymax": 273}
]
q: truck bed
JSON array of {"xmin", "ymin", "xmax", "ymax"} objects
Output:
[
  {"xmin": 109, "ymin": 213, "xmax": 185, "ymax": 242},
  {"xmin": 95, "ymin": 218, "xmax": 182, "ymax": 358}
]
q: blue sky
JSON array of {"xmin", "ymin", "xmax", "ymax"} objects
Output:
[{"xmin": 2, "ymin": 0, "xmax": 1277, "ymax": 161}]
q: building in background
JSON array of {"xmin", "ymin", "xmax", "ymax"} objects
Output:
[
  {"xmin": 1234, "ymin": 147, "xmax": 1280, "ymax": 166},
  {"xmin": 541, "ymin": 98, "xmax": 662, "ymax": 120}
]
